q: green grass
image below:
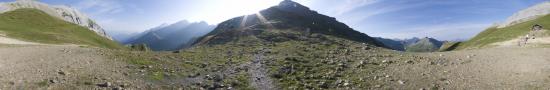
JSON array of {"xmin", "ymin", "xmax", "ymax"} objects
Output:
[
  {"xmin": 0, "ymin": 8, "xmax": 123, "ymax": 49},
  {"xmin": 439, "ymin": 42, "xmax": 461, "ymax": 51},
  {"xmin": 457, "ymin": 14, "xmax": 550, "ymax": 50},
  {"xmin": 35, "ymin": 79, "xmax": 49, "ymax": 87}
]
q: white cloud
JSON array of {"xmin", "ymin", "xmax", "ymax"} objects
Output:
[
  {"xmin": 73, "ymin": 0, "xmax": 125, "ymax": 16},
  {"xmin": 332, "ymin": 0, "xmax": 380, "ymax": 16}
]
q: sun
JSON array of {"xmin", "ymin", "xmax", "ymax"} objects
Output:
[{"xmin": 190, "ymin": 0, "xmax": 282, "ymax": 24}]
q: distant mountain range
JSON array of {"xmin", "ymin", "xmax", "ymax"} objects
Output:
[
  {"xmin": 125, "ymin": 20, "xmax": 215, "ymax": 51},
  {"xmin": 374, "ymin": 37, "xmax": 443, "ymax": 52}
]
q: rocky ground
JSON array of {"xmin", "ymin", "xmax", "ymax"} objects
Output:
[
  {"xmin": 1, "ymin": 38, "xmax": 550, "ymax": 89},
  {"xmin": 382, "ymin": 47, "xmax": 550, "ymax": 89},
  {"xmin": 0, "ymin": 44, "xmax": 150, "ymax": 89}
]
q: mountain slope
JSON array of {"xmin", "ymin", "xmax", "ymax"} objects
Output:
[
  {"xmin": 458, "ymin": 2, "xmax": 550, "ymax": 50},
  {"xmin": 498, "ymin": 2, "xmax": 550, "ymax": 28},
  {"xmin": 0, "ymin": 0, "xmax": 112, "ymax": 39},
  {"xmin": 127, "ymin": 21, "xmax": 215, "ymax": 51},
  {"xmin": 405, "ymin": 37, "xmax": 443, "ymax": 52},
  {"xmin": 458, "ymin": 14, "xmax": 550, "ymax": 49},
  {"xmin": 0, "ymin": 8, "xmax": 122, "ymax": 49},
  {"xmin": 194, "ymin": 0, "xmax": 383, "ymax": 46}
]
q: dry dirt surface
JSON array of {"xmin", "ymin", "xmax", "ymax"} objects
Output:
[
  {"xmin": 0, "ymin": 45, "xmax": 147, "ymax": 89},
  {"xmin": 382, "ymin": 47, "xmax": 550, "ymax": 89}
]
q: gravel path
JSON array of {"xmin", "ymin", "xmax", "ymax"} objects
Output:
[
  {"xmin": 383, "ymin": 47, "xmax": 550, "ymax": 89},
  {"xmin": 0, "ymin": 36, "xmax": 41, "ymax": 45},
  {"xmin": 249, "ymin": 49, "xmax": 275, "ymax": 90}
]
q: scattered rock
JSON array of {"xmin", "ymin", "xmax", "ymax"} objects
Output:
[
  {"xmin": 382, "ymin": 60, "xmax": 392, "ymax": 63},
  {"xmin": 97, "ymin": 82, "xmax": 112, "ymax": 87},
  {"xmin": 406, "ymin": 60, "xmax": 414, "ymax": 64},
  {"xmin": 398, "ymin": 80, "xmax": 405, "ymax": 85},
  {"xmin": 58, "ymin": 70, "xmax": 67, "ymax": 75},
  {"xmin": 49, "ymin": 79, "xmax": 58, "ymax": 83},
  {"xmin": 374, "ymin": 85, "xmax": 382, "ymax": 88},
  {"xmin": 343, "ymin": 82, "xmax": 350, "ymax": 86}
]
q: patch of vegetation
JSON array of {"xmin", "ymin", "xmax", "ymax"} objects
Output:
[
  {"xmin": 457, "ymin": 14, "xmax": 550, "ymax": 49},
  {"xmin": 266, "ymin": 39, "xmax": 391, "ymax": 89},
  {"xmin": 0, "ymin": 8, "xmax": 123, "ymax": 49},
  {"xmin": 36, "ymin": 79, "xmax": 49, "ymax": 87}
]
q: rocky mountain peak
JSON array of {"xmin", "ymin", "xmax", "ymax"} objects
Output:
[
  {"xmin": 0, "ymin": 0, "xmax": 112, "ymax": 40},
  {"xmin": 277, "ymin": 0, "xmax": 311, "ymax": 14},
  {"xmin": 498, "ymin": 1, "xmax": 550, "ymax": 28},
  {"xmin": 194, "ymin": 0, "xmax": 384, "ymax": 47}
]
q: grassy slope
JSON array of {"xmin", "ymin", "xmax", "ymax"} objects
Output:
[
  {"xmin": 457, "ymin": 15, "xmax": 550, "ymax": 50},
  {"xmin": 0, "ymin": 8, "xmax": 122, "ymax": 49},
  {"xmin": 439, "ymin": 42, "xmax": 461, "ymax": 52}
]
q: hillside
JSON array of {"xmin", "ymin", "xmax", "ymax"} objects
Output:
[
  {"xmin": 0, "ymin": 8, "xmax": 122, "ymax": 49},
  {"xmin": 126, "ymin": 21, "xmax": 215, "ymax": 51},
  {"xmin": 0, "ymin": 0, "xmax": 111, "ymax": 39},
  {"xmin": 438, "ymin": 41, "xmax": 461, "ymax": 51},
  {"xmin": 194, "ymin": 0, "xmax": 383, "ymax": 47},
  {"xmin": 497, "ymin": 2, "xmax": 550, "ymax": 28},
  {"xmin": 457, "ymin": 14, "xmax": 550, "ymax": 49},
  {"xmin": 405, "ymin": 37, "xmax": 443, "ymax": 52}
]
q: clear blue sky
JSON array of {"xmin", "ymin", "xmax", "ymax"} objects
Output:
[{"xmin": 3, "ymin": 0, "xmax": 549, "ymax": 40}]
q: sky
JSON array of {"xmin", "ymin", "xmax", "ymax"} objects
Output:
[{"xmin": 2, "ymin": 0, "xmax": 548, "ymax": 41}]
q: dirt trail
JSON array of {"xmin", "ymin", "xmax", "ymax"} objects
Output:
[
  {"xmin": 0, "ymin": 45, "xmax": 144, "ymax": 89},
  {"xmin": 492, "ymin": 30, "xmax": 547, "ymax": 47},
  {"xmin": 0, "ymin": 36, "xmax": 41, "ymax": 45},
  {"xmin": 249, "ymin": 48, "xmax": 275, "ymax": 90},
  {"xmin": 384, "ymin": 47, "xmax": 550, "ymax": 89}
]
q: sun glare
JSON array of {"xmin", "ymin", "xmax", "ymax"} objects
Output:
[{"xmin": 190, "ymin": 0, "xmax": 281, "ymax": 24}]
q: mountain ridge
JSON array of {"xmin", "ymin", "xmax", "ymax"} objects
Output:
[
  {"xmin": 126, "ymin": 20, "xmax": 215, "ymax": 51},
  {"xmin": 194, "ymin": 0, "xmax": 383, "ymax": 47}
]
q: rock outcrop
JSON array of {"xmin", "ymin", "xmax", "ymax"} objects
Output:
[
  {"xmin": 498, "ymin": 2, "xmax": 550, "ymax": 28},
  {"xmin": 0, "ymin": 0, "xmax": 112, "ymax": 39}
]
